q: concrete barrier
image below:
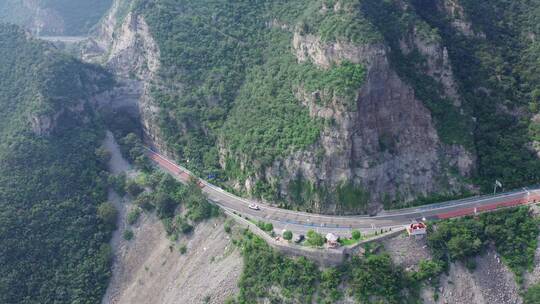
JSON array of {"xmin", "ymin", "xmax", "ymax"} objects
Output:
[{"xmin": 343, "ymin": 228, "xmax": 406, "ymax": 256}]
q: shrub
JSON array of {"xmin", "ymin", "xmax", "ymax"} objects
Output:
[
  {"xmin": 224, "ymin": 219, "xmax": 233, "ymax": 233},
  {"xmin": 224, "ymin": 296, "xmax": 236, "ymax": 304},
  {"xmin": 97, "ymin": 202, "xmax": 118, "ymax": 228},
  {"xmin": 525, "ymin": 283, "xmax": 540, "ymax": 304},
  {"xmin": 155, "ymin": 192, "xmax": 178, "ymax": 219},
  {"xmin": 414, "ymin": 260, "xmax": 443, "ymax": 282},
  {"xmin": 349, "ymin": 254, "xmax": 413, "ymax": 303},
  {"xmin": 178, "ymin": 244, "xmax": 187, "ymax": 254},
  {"xmin": 351, "ymin": 230, "xmax": 362, "ymax": 240},
  {"xmin": 108, "ymin": 173, "xmax": 127, "ymax": 196},
  {"xmin": 176, "ymin": 216, "xmax": 193, "ymax": 234},
  {"xmin": 134, "ymin": 192, "xmax": 155, "ymax": 211},
  {"xmin": 256, "ymin": 220, "xmax": 273, "ymax": 232},
  {"xmin": 127, "ymin": 207, "xmax": 141, "ymax": 225},
  {"xmin": 283, "ymin": 230, "xmax": 293, "ymax": 240},
  {"xmin": 123, "ymin": 229, "xmax": 134, "ymax": 241},
  {"xmin": 306, "ymin": 230, "xmax": 325, "ymax": 247},
  {"xmin": 125, "ymin": 179, "xmax": 144, "ymax": 197}
]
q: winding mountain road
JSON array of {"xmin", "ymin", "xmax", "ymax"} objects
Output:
[{"xmin": 147, "ymin": 148, "xmax": 540, "ymax": 236}]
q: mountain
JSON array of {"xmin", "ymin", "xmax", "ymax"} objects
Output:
[
  {"xmin": 0, "ymin": 24, "xmax": 115, "ymax": 303},
  {"xmin": 0, "ymin": 0, "xmax": 112, "ymax": 35},
  {"xmin": 1, "ymin": 1, "xmax": 540, "ymax": 304},
  {"xmin": 88, "ymin": 0, "xmax": 540, "ymax": 214}
]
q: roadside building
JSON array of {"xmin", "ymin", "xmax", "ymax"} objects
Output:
[
  {"xmin": 406, "ymin": 222, "xmax": 427, "ymax": 237},
  {"xmin": 326, "ymin": 233, "xmax": 340, "ymax": 248}
]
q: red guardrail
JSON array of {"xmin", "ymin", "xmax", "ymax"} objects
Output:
[
  {"xmin": 150, "ymin": 149, "xmax": 539, "ymax": 220},
  {"xmin": 436, "ymin": 194, "xmax": 540, "ymax": 219},
  {"xmin": 148, "ymin": 151, "xmax": 205, "ymax": 188}
]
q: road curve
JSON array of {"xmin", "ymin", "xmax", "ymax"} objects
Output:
[{"xmin": 146, "ymin": 149, "xmax": 540, "ymax": 236}]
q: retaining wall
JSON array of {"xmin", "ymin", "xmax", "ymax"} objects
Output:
[{"xmin": 224, "ymin": 210, "xmax": 408, "ymax": 266}]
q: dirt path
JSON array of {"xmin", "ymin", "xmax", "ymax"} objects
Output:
[
  {"xmin": 103, "ymin": 130, "xmax": 132, "ymax": 174},
  {"xmin": 101, "ymin": 131, "xmax": 133, "ymax": 304}
]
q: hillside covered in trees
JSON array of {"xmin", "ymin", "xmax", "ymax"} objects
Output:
[
  {"xmin": 1, "ymin": 0, "xmax": 540, "ymax": 303},
  {"xmin": 96, "ymin": 0, "xmax": 540, "ymax": 213},
  {"xmin": 0, "ymin": 24, "xmax": 114, "ymax": 303}
]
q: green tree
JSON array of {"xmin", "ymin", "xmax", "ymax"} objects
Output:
[
  {"xmin": 447, "ymin": 234, "xmax": 483, "ymax": 260},
  {"xmin": 123, "ymin": 229, "xmax": 134, "ymax": 241},
  {"xmin": 306, "ymin": 230, "xmax": 325, "ymax": 247},
  {"xmin": 283, "ymin": 230, "xmax": 293, "ymax": 240},
  {"xmin": 351, "ymin": 230, "xmax": 362, "ymax": 240},
  {"xmin": 134, "ymin": 192, "xmax": 155, "ymax": 211},
  {"xmin": 127, "ymin": 207, "xmax": 141, "ymax": 225},
  {"xmin": 415, "ymin": 260, "xmax": 443, "ymax": 282},
  {"xmin": 524, "ymin": 283, "xmax": 540, "ymax": 304},
  {"xmin": 108, "ymin": 173, "xmax": 127, "ymax": 196},
  {"xmin": 97, "ymin": 202, "xmax": 118, "ymax": 228},
  {"xmin": 126, "ymin": 179, "xmax": 144, "ymax": 197},
  {"xmin": 95, "ymin": 147, "xmax": 111, "ymax": 165}
]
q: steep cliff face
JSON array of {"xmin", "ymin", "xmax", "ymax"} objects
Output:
[
  {"xmin": 85, "ymin": 0, "xmax": 166, "ymax": 156},
  {"xmin": 259, "ymin": 25, "xmax": 474, "ymax": 213}
]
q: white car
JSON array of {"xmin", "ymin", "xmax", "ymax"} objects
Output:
[{"xmin": 248, "ymin": 203, "xmax": 260, "ymax": 210}]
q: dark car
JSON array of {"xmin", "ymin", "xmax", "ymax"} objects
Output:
[{"xmin": 294, "ymin": 234, "xmax": 305, "ymax": 244}]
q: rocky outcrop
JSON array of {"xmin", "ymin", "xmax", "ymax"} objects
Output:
[
  {"xmin": 85, "ymin": 0, "xmax": 167, "ymax": 156},
  {"xmin": 84, "ymin": 0, "xmax": 159, "ymax": 80},
  {"xmin": 437, "ymin": 0, "xmax": 485, "ymax": 38},
  {"xmin": 30, "ymin": 111, "xmax": 62, "ymax": 136},
  {"xmin": 400, "ymin": 24, "xmax": 461, "ymax": 106},
  {"xmin": 253, "ymin": 32, "xmax": 474, "ymax": 213}
]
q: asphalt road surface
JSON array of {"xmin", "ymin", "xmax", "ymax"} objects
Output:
[{"xmin": 147, "ymin": 149, "xmax": 540, "ymax": 237}]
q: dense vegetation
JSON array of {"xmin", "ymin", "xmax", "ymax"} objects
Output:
[
  {"xmin": 0, "ymin": 25, "xmax": 115, "ymax": 303},
  {"xmin": 231, "ymin": 206, "xmax": 539, "ymax": 303},
  {"xmin": 136, "ymin": 0, "xmax": 540, "ymax": 210},
  {"xmin": 229, "ymin": 231, "xmax": 444, "ymax": 304},
  {"xmin": 140, "ymin": 0, "xmax": 368, "ymax": 201},
  {"xmin": 108, "ymin": 142, "xmax": 220, "ymax": 241},
  {"xmin": 427, "ymin": 207, "xmax": 539, "ymax": 282},
  {"xmin": 525, "ymin": 283, "xmax": 540, "ymax": 304},
  {"xmin": 0, "ymin": 0, "xmax": 112, "ymax": 35},
  {"xmin": 409, "ymin": 0, "xmax": 540, "ymax": 190}
]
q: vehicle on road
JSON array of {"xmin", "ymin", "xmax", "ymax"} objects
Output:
[
  {"xmin": 294, "ymin": 234, "xmax": 305, "ymax": 244},
  {"xmin": 248, "ymin": 203, "xmax": 260, "ymax": 210}
]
